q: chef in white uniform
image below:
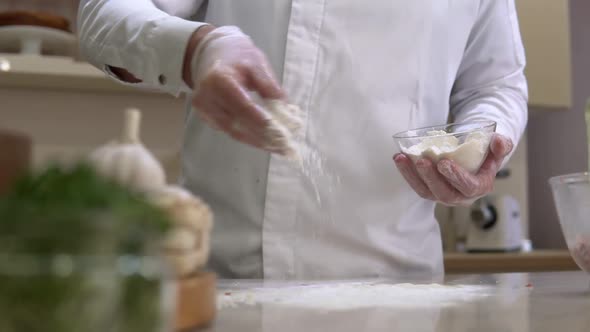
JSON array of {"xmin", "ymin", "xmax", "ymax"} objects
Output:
[{"xmin": 78, "ymin": 0, "xmax": 528, "ymax": 279}]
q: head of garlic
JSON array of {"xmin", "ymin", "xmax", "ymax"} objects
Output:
[
  {"xmin": 147, "ymin": 185, "xmax": 213, "ymax": 277},
  {"xmin": 89, "ymin": 109, "xmax": 166, "ymax": 192}
]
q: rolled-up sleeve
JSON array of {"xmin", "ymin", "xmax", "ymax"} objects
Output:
[
  {"xmin": 78, "ymin": 0, "xmax": 207, "ymax": 96},
  {"xmin": 450, "ymin": 0, "xmax": 528, "ymax": 157}
]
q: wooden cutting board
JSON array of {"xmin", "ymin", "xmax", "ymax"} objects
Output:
[
  {"xmin": 0, "ymin": 129, "xmax": 31, "ymax": 194},
  {"xmin": 176, "ymin": 271, "xmax": 216, "ymax": 331}
]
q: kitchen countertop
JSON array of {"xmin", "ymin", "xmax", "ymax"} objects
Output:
[{"xmin": 200, "ymin": 271, "xmax": 590, "ymax": 332}]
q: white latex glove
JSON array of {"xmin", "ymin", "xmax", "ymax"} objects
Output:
[
  {"xmin": 191, "ymin": 26, "xmax": 301, "ymax": 155},
  {"xmin": 394, "ymin": 134, "xmax": 514, "ymax": 206}
]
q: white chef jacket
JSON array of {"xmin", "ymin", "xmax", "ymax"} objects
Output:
[{"xmin": 78, "ymin": 0, "xmax": 528, "ymax": 279}]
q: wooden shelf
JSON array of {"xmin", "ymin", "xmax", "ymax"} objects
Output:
[
  {"xmin": 444, "ymin": 250, "xmax": 579, "ymax": 274},
  {"xmin": 0, "ymin": 54, "xmax": 165, "ymax": 95}
]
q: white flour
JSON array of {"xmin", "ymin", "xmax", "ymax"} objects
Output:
[
  {"xmin": 402, "ymin": 130, "xmax": 490, "ymax": 173},
  {"xmin": 260, "ymin": 99, "xmax": 338, "ymax": 226},
  {"xmin": 264, "ymin": 100, "xmax": 335, "ymax": 210},
  {"xmin": 262, "ymin": 100, "xmax": 303, "ymax": 160},
  {"xmin": 294, "ymin": 143, "xmax": 331, "ymax": 206},
  {"xmin": 218, "ymin": 282, "xmax": 492, "ymax": 310}
]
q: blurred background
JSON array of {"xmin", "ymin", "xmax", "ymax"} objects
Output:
[
  {"xmin": 0, "ymin": 0, "xmax": 585, "ymax": 273},
  {"xmin": 0, "ymin": 0, "xmax": 79, "ymax": 25}
]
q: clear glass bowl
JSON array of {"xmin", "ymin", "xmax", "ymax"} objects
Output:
[
  {"xmin": 549, "ymin": 173, "xmax": 590, "ymax": 273},
  {"xmin": 0, "ymin": 254, "xmax": 176, "ymax": 332},
  {"xmin": 393, "ymin": 120, "xmax": 497, "ymax": 173}
]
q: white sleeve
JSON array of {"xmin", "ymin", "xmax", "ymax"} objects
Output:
[
  {"xmin": 450, "ymin": 0, "xmax": 528, "ymax": 157},
  {"xmin": 77, "ymin": 0, "xmax": 208, "ymax": 96},
  {"xmin": 152, "ymin": 0, "xmax": 204, "ymax": 19}
]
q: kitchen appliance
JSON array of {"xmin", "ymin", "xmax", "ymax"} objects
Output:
[{"xmin": 465, "ymin": 171, "xmax": 524, "ymax": 252}]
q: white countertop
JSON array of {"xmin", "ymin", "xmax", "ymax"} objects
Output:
[{"xmin": 201, "ymin": 272, "xmax": 590, "ymax": 332}]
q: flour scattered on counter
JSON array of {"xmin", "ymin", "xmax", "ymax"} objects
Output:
[
  {"xmin": 402, "ymin": 130, "xmax": 491, "ymax": 173},
  {"xmin": 217, "ymin": 282, "xmax": 493, "ymax": 310}
]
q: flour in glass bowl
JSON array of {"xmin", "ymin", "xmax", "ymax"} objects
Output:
[
  {"xmin": 401, "ymin": 130, "xmax": 491, "ymax": 173},
  {"xmin": 218, "ymin": 282, "xmax": 493, "ymax": 310}
]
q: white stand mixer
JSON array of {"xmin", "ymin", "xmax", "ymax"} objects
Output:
[{"xmin": 465, "ymin": 170, "xmax": 524, "ymax": 252}]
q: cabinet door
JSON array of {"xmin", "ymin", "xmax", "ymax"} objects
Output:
[{"xmin": 515, "ymin": 0, "xmax": 572, "ymax": 109}]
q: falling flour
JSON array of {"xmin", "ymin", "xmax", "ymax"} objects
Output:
[
  {"xmin": 217, "ymin": 282, "xmax": 493, "ymax": 310},
  {"xmin": 262, "ymin": 99, "xmax": 336, "ymax": 209},
  {"xmin": 295, "ymin": 143, "xmax": 329, "ymax": 206},
  {"xmin": 401, "ymin": 130, "xmax": 491, "ymax": 173}
]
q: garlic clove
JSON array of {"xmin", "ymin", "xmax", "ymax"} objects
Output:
[
  {"xmin": 161, "ymin": 227, "xmax": 211, "ymax": 276},
  {"xmin": 88, "ymin": 108, "xmax": 166, "ymax": 192},
  {"xmin": 162, "ymin": 233, "xmax": 211, "ymax": 276},
  {"xmin": 89, "ymin": 144, "xmax": 166, "ymax": 192},
  {"xmin": 161, "ymin": 226, "xmax": 198, "ymax": 252},
  {"xmin": 147, "ymin": 185, "xmax": 213, "ymax": 232},
  {"xmin": 164, "ymin": 251, "xmax": 204, "ymax": 277},
  {"xmin": 147, "ymin": 185, "xmax": 214, "ymax": 275},
  {"xmin": 147, "ymin": 185, "xmax": 194, "ymax": 204}
]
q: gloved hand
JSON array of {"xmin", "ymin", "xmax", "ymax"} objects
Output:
[
  {"xmin": 189, "ymin": 26, "xmax": 288, "ymax": 153},
  {"xmin": 394, "ymin": 134, "xmax": 514, "ymax": 206}
]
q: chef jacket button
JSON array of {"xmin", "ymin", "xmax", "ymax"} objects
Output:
[{"xmin": 158, "ymin": 74, "xmax": 167, "ymax": 85}]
